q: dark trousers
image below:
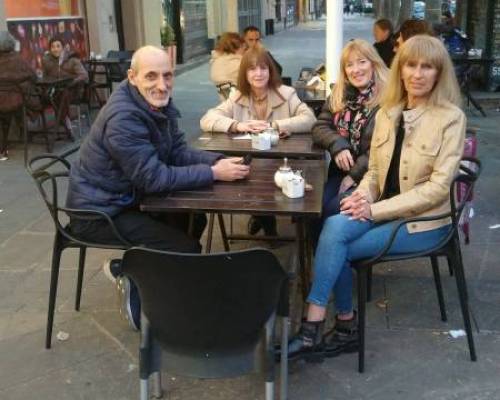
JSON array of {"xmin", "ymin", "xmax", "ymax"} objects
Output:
[
  {"xmin": 70, "ymin": 209, "xmax": 207, "ymax": 254},
  {"xmin": 309, "ymin": 171, "xmax": 345, "ymax": 248}
]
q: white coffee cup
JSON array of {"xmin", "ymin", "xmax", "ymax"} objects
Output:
[{"xmin": 251, "ymin": 133, "xmax": 271, "ymax": 150}]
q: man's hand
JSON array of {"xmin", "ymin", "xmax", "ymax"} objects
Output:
[
  {"xmin": 211, "ymin": 157, "xmax": 250, "ymax": 181},
  {"xmin": 236, "ymin": 120, "xmax": 270, "ymax": 133},
  {"xmin": 340, "ymin": 191, "xmax": 372, "ymax": 221},
  {"xmin": 334, "ymin": 149, "xmax": 354, "ymax": 171}
]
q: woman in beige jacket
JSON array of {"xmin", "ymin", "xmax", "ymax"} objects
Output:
[
  {"xmin": 201, "ymin": 47, "xmax": 315, "ymax": 136},
  {"xmin": 201, "ymin": 47, "xmax": 316, "ymax": 235},
  {"xmin": 285, "ymin": 35, "xmax": 466, "ymax": 361}
]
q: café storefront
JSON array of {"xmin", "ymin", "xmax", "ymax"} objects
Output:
[{"xmin": 5, "ymin": 0, "xmax": 89, "ymax": 77}]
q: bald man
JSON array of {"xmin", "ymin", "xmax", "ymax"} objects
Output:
[{"xmin": 66, "ymin": 46, "xmax": 249, "ymax": 329}]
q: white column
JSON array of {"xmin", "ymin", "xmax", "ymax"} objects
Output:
[{"xmin": 326, "ymin": 0, "xmax": 343, "ymax": 91}]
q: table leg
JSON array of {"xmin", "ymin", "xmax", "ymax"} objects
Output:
[
  {"xmin": 295, "ymin": 219, "xmax": 310, "ymax": 300},
  {"xmin": 217, "ymin": 213, "xmax": 230, "ymax": 251},
  {"xmin": 205, "ymin": 213, "xmax": 215, "ymax": 253}
]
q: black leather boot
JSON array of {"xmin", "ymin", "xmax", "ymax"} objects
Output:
[
  {"xmin": 282, "ymin": 320, "xmax": 325, "ymax": 362},
  {"xmin": 323, "ymin": 312, "xmax": 358, "ymax": 358}
]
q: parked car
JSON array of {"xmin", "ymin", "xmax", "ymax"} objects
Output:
[{"xmin": 412, "ymin": 1, "xmax": 426, "ymax": 20}]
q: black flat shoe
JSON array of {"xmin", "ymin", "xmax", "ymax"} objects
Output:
[
  {"xmin": 275, "ymin": 320, "xmax": 325, "ymax": 363},
  {"xmin": 323, "ymin": 313, "xmax": 358, "ymax": 358},
  {"xmin": 248, "ymin": 216, "xmax": 263, "ymax": 235}
]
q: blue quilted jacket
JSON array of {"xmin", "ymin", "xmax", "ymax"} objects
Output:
[{"xmin": 66, "ymin": 81, "xmax": 221, "ymax": 216}]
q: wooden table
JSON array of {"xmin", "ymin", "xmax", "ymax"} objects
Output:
[
  {"xmin": 452, "ymin": 56, "xmax": 494, "ymax": 117},
  {"xmin": 141, "ymin": 158, "xmax": 325, "ymax": 294},
  {"xmin": 194, "ymin": 132, "xmax": 325, "ymax": 160}
]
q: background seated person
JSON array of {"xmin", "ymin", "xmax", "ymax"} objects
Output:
[
  {"xmin": 394, "ymin": 19, "xmax": 434, "ymax": 53},
  {"xmin": 243, "ymin": 25, "xmax": 283, "ymax": 76},
  {"xmin": 311, "ymin": 39, "xmax": 388, "ymax": 244},
  {"xmin": 42, "ymin": 36, "xmax": 89, "ymax": 136},
  {"xmin": 200, "ymin": 47, "xmax": 316, "ymax": 237},
  {"xmin": 66, "ymin": 46, "xmax": 249, "ymax": 330},
  {"xmin": 373, "ymin": 18, "xmax": 395, "ymax": 67},
  {"xmin": 210, "ymin": 32, "xmax": 245, "ymax": 100},
  {"xmin": 285, "ymin": 35, "xmax": 465, "ymax": 361},
  {"xmin": 0, "ymin": 31, "xmax": 38, "ymax": 160}
]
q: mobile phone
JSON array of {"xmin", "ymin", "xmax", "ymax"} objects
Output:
[{"xmin": 242, "ymin": 154, "xmax": 253, "ymax": 165}]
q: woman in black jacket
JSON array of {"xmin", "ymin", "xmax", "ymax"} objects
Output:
[{"xmin": 311, "ymin": 39, "xmax": 388, "ymax": 241}]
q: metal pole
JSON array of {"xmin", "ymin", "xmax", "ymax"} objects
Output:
[{"xmin": 326, "ymin": 0, "xmax": 343, "ymax": 91}]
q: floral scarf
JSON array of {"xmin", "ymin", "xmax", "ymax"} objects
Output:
[{"xmin": 332, "ymin": 82, "xmax": 375, "ymax": 156}]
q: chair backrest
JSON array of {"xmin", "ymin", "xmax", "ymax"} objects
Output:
[
  {"xmin": 27, "ymin": 151, "xmax": 130, "ymax": 249},
  {"xmin": 106, "ymin": 50, "xmax": 133, "ymax": 81},
  {"xmin": 215, "ymin": 82, "xmax": 236, "ymax": 100},
  {"xmin": 121, "ymin": 247, "xmax": 288, "ymax": 378}
]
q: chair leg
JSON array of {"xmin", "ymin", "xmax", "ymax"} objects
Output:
[
  {"xmin": 217, "ymin": 213, "xmax": 230, "ymax": 252},
  {"xmin": 151, "ymin": 372, "xmax": 163, "ymax": 399},
  {"xmin": 447, "ymin": 255, "xmax": 454, "ymax": 276},
  {"xmin": 22, "ymin": 106, "xmax": 28, "ymax": 167},
  {"xmin": 356, "ymin": 267, "xmax": 367, "ymax": 373},
  {"xmin": 75, "ymin": 247, "xmax": 87, "ymax": 311},
  {"xmin": 263, "ymin": 314, "xmax": 276, "ymax": 400},
  {"xmin": 46, "ymin": 234, "xmax": 64, "ymax": 349},
  {"xmin": 76, "ymin": 104, "xmax": 82, "ymax": 139},
  {"xmin": 366, "ymin": 266, "xmax": 373, "ymax": 302},
  {"xmin": 430, "ymin": 256, "xmax": 447, "ymax": 322},
  {"xmin": 450, "ymin": 238, "xmax": 477, "ymax": 361},
  {"xmin": 280, "ymin": 316, "xmax": 289, "ymax": 400},
  {"xmin": 140, "ymin": 313, "xmax": 152, "ymax": 400},
  {"xmin": 205, "ymin": 213, "xmax": 215, "ymax": 253}
]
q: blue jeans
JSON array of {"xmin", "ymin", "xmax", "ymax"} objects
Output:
[{"xmin": 307, "ymin": 214, "xmax": 451, "ymax": 313}]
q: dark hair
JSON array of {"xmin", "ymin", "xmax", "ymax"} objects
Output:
[
  {"xmin": 398, "ymin": 19, "xmax": 434, "ymax": 41},
  {"xmin": 48, "ymin": 36, "xmax": 65, "ymax": 49},
  {"xmin": 374, "ymin": 18, "xmax": 393, "ymax": 35},
  {"xmin": 215, "ymin": 32, "xmax": 245, "ymax": 54},
  {"xmin": 243, "ymin": 25, "xmax": 261, "ymax": 35},
  {"xmin": 237, "ymin": 47, "xmax": 281, "ymax": 96}
]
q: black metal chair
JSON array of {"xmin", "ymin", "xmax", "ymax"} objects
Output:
[
  {"xmin": 27, "ymin": 152, "xmax": 132, "ymax": 349},
  {"xmin": 121, "ymin": 247, "xmax": 290, "ymax": 400},
  {"xmin": 106, "ymin": 50, "xmax": 133, "ymax": 84},
  {"xmin": 352, "ymin": 157, "xmax": 482, "ymax": 373}
]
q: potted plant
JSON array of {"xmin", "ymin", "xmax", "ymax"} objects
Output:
[{"xmin": 161, "ymin": 23, "xmax": 177, "ymax": 69}]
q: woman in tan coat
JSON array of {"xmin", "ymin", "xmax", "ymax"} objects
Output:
[
  {"xmin": 209, "ymin": 32, "xmax": 245, "ymax": 99},
  {"xmin": 201, "ymin": 47, "xmax": 316, "ymax": 235},
  {"xmin": 285, "ymin": 35, "xmax": 465, "ymax": 361},
  {"xmin": 201, "ymin": 47, "xmax": 315, "ymax": 136}
]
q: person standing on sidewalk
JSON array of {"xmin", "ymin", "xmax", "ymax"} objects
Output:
[
  {"xmin": 373, "ymin": 19, "xmax": 395, "ymax": 67},
  {"xmin": 66, "ymin": 46, "xmax": 250, "ymax": 329},
  {"xmin": 285, "ymin": 35, "xmax": 465, "ymax": 361}
]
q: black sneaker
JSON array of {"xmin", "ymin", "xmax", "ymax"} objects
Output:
[
  {"xmin": 323, "ymin": 313, "xmax": 359, "ymax": 358},
  {"xmin": 117, "ymin": 276, "xmax": 141, "ymax": 331},
  {"xmin": 102, "ymin": 258, "xmax": 123, "ymax": 283}
]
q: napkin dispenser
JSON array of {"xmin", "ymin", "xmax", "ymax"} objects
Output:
[
  {"xmin": 282, "ymin": 172, "xmax": 305, "ymax": 199},
  {"xmin": 251, "ymin": 132, "xmax": 271, "ymax": 150}
]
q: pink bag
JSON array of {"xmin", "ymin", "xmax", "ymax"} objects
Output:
[{"xmin": 457, "ymin": 130, "xmax": 477, "ymax": 244}]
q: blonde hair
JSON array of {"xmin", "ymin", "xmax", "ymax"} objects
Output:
[
  {"xmin": 330, "ymin": 39, "xmax": 388, "ymax": 113},
  {"xmin": 382, "ymin": 35, "xmax": 461, "ymax": 109}
]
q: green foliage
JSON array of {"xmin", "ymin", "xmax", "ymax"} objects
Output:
[{"xmin": 160, "ymin": 24, "xmax": 175, "ymax": 47}]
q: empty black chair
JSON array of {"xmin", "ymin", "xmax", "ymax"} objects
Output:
[
  {"xmin": 106, "ymin": 50, "xmax": 133, "ymax": 84},
  {"xmin": 352, "ymin": 157, "xmax": 481, "ymax": 373},
  {"xmin": 121, "ymin": 247, "xmax": 289, "ymax": 400},
  {"xmin": 28, "ymin": 153, "xmax": 132, "ymax": 348}
]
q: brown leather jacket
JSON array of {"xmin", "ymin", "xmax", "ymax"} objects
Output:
[
  {"xmin": 0, "ymin": 51, "xmax": 37, "ymax": 113},
  {"xmin": 42, "ymin": 51, "xmax": 88, "ymax": 84}
]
